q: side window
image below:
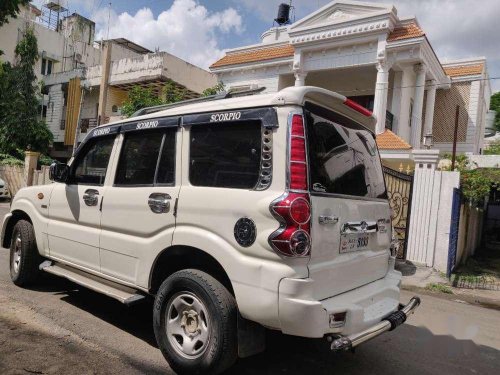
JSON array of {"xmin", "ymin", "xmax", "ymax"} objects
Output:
[
  {"xmin": 189, "ymin": 121, "xmax": 261, "ymax": 189},
  {"xmin": 72, "ymin": 136, "xmax": 115, "ymax": 185},
  {"xmin": 114, "ymin": 128, "xmax": 176, "ymax": 186},
  {"xmin": 115, "ymin": 130, "xmax": 164, "ymax": 186}
]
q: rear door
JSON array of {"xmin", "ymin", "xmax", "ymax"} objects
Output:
[
  {"xmin": 304, "ymin": 102, "xmax": 392, "ymax": 300},
  {"xmin": 99, "ymin": 124, "xmax": 180, "ymax": 284}
]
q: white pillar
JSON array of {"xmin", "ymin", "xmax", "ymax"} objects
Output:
[
  {"xmin": 397, "ymin": 67, "xmax": 414, "ymax": 143},
  {"xmin": 373, "ymin": 60, "xmax": 391, "ymax": 135},
  {"xmin": 293, "ymin": 51, "xmax": 307, "ymax": 87},
  {"xmin": 410, "ymin": 64, "xmax": 427, "ymax": 148},
  {"xmin": 294, "ymin": 71, "xmax": 307, "ymax": 87},
  {"xmin": 406, "ymin": 149, "xmax": 440, "ymax": 267},
  {"xmin": 423, "ymin": 80, "xmax": 437, "ymax": 147}
]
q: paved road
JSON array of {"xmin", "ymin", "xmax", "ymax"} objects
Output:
[{"xmin": 0, "ymin": 201, "xmax": 499, "ymax": 374}]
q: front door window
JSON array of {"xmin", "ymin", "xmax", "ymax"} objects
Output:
[{"xmin": 72, "ymin": 136, "xmax": 115, "ymax": 185}]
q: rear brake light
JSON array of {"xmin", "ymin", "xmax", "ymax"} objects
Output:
[
  {"xmin": 344, "ymin": 98, "xmax": 372, "ymax": 117},
  {"xmin": 269, "ymin": 193, "xmax": 311, "ymax": 257},
  {"xmin": 289, "ymin": 114, "xmax": 308, "ymax": 191},
  {"xmin": 268, "ymin": 114, "xmax": 311, "ymax": 258},
  {"xmin": 290, "ymin": 197, "xmax": 310, "ymax": 224}
]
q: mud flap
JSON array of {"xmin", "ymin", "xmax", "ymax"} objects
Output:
[{"xmin": 237, "ymin": 314, "xmax": 266, "ymax": 358}]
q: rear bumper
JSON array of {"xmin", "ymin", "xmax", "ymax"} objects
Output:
[
  {"xmin": 278, "ymin": 268, "xmax": 403, "ymax": 338},
  {"xmin": 329, "ymin": 297, "xmax": 420, "ymax": 352}
]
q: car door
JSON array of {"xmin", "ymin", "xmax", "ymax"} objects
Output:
[
  {"xmin": 47, "ymin": 133, "xmax": 117, "ymax": 272},
  {"xmin": 304, "ymin": 103, "xmax": 392, "ymax": 300},
  {"xmin": 99, "ymin": 125, "xmax": 180, "ymax": 285}
]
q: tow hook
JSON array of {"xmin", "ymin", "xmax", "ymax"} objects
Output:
[{"xmin": 328, "ymin": 297, "xmax": 421, "ymax": 352}]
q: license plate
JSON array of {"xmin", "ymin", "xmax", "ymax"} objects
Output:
[{"xmin": 340, "ymin": 234, "xmax": 369, "ymax": 253}]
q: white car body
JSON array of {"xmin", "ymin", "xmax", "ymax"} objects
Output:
[{"xmin": 2, "ymin": 86, "xmax": 418, "ymax": 360}]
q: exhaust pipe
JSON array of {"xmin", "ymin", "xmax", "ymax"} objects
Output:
[{"xmin": 329, "ymin": 297, "xmax": 421, "ymax": 352}]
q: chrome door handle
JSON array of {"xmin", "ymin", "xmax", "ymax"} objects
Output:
[
  {"xmin": 83, "ymin": 189, "xmax": 99, "ymax": 206},
  {"xmin": 148, "ymin": 193, "xmax": 171, "ymax": 214},
  {"xmin": 319, "ymin": 215, "xmax": 338, "ymax": 225},
  {"xmin": 341, "ymin": 221, "xmax": 378, "ymax": 234}
]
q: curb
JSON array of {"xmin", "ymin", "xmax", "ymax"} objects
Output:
[{"xmin": 401, "ymin": 284, "xmax": 500, "ymax": 311}]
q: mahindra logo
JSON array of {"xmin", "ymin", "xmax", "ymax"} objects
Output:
[{"xmin": 210, "ymin": 112, "xmax": 242, "ymax": 122}]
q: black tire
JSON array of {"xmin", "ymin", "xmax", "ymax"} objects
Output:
[
  {"xmin": 153, "ymin": 269, "xmax": 237, "ymax": 375},
  {"xmin": 9, "ymin": 220, "xmax": 41, "ymax": 286}
]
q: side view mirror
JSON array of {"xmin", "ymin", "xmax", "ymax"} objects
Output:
[{"xmin": 49, "ymin": 162, "xmax": 69, "ymax": 183}]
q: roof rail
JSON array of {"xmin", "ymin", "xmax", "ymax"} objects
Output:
[{"xmin": 131, "ymin": 86, "xmax": 266, "ymax": 117}]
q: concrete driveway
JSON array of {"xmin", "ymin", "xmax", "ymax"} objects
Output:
[{"xmin": 0, "ymin": 201, "xmax": 499, "ymax": 374}]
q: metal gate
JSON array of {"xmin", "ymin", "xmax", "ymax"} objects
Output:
[
  {"xmin": 447, "ymin": 188, "xmax": 462, "ymax": 278},
  {"xmin": 383, "ymin": 166, "xmax": 414, "ymax": 259}
]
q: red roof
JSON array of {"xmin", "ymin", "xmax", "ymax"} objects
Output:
[
  {"xmin": 387, "ymin": 21, "xmax": 425, "ymax": 42},
  {"xmin": 376, "ymin": 130, "xmax": 412, "ymax": 150},
  {"xmin": 210, "ymin": 45, "xmax": 294, "ymax": 69}
]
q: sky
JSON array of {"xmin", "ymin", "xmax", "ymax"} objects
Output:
[{"xmin": 32, "ymin": 0, "xmax": 500, "ymax": 92}]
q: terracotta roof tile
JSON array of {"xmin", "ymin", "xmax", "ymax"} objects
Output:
[
  {"xmin": 210, "ymin": 44, "xmax": 294, "ymax": 68},
  {"xmin": 387, "ymin": 21, "xmax": 425, "ymax": 42},
  {"xmin": 376, "ymin": 130, "xmax": 412, "ymax": 150},
  {"xmin": 443, "ymin": 64, "xmax": 484, "ymax": 77}
]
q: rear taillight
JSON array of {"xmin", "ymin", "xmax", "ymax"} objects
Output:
[
  {"xmin": 269, "ymin": 114, "xmax": 311, "ymax": 257},
  {"xmin": 289, "ymin": 114, "xmax": 308, "ymax": 191}
]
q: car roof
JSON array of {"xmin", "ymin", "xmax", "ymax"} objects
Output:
[{"xmin": 100, "ymin": 86, "xmax": 376, "ymax": 132}]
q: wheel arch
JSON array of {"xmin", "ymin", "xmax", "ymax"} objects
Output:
[
  {"xmin": 2, "ymin": 210, "xmax": 33, "ymax": 248},
  {"xmin": 149, "ymin": 245, "xmax": 235, "ymax": 296}
]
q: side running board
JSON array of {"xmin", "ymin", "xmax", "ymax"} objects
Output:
[{"xmin": 40, "ymin": 261, "xmax": 146, "ymax": 306}]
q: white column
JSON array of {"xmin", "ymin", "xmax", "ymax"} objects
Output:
[
  {"xmin": 293, "ymin": 50, "xmax": 307, "ymax": 87},
  {"xmin": 373, "ymin": 60, "xmax": 391, "ymax": 135},
  {"xmin": 410, "ymin": 64, "xmax": 427, "ymax": 148},
  {"xmin": 294, "ymin": 71, "xmax": 307, "ymax": 87},
  {"xmin": 423, "ymin": 80, "xmax": 437, "ymax": 146}
]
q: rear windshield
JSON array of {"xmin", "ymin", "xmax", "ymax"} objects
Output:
[{"xmin": 305, "ymin": 102, "xmax": 387, "ymax": 199}]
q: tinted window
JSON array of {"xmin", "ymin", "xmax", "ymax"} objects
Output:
[
  {"xmin": 72, "ymin": 136, "xmax": 114, "ymax": 185},
  {"xmin": 189, "ymin": 121, "xmax": 261, "ymax": 189},
  {"xmin": 305, "ymin": 103, "xmax": 387, "ymax": 199},
  {"xmin": 115, "ymin": 131, "xmax": 163, "ymax": 186}
]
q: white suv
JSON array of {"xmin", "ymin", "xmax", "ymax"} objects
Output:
[{"xmin": 2, "ymin": 86, "xmax": 419, "ymax": 374}]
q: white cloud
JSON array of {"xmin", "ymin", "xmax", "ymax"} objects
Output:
[{"xmin": 93, "ymin": 0, "xmax": 243, "ymax": 69}]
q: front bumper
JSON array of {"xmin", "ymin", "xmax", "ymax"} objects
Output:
[{"xmin": 329, "ymin": 296, "xmax": 420, "ymax": 351}]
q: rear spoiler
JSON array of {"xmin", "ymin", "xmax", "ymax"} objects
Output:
[{"xmin": 271, "ymin": 86, "xmax": 376, "ymax": 133}]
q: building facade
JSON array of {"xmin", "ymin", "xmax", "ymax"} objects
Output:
[
  {"xmin": 209, "ymin": 0, "xmax": 492, "ymax": 169},
  {"xmin": 0, "ymin": 2, "xmax": 217, "ymax": 160}
]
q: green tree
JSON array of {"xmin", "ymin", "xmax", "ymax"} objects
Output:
[
  {"xmin": 490, "ymin": 91, "xmax": 500, "ymax": 132},
  {"xmin": 0, "ymin": 26, "xmax": 52, "ymax": 155},
  {"xmin": 484, "ymin": 140, "xmax": 500, "ymax": 155},
  {"xmin": 202, "ymin": 82, "xmax": 225, "ymax": 97},
  {"xmin": 0, "ymin": 0, "xmax": 29, "ymax": 27},
  {"xmin": 163, "ymin": 80, "xmax": 186, "ymax": 104},
  {"xmin": 120, "ymin": 86, "xmax": 164, "ymax": 118},
  {"xmin": 120, "ymin": 81, "xmax": 189, "ymax": 118}
]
